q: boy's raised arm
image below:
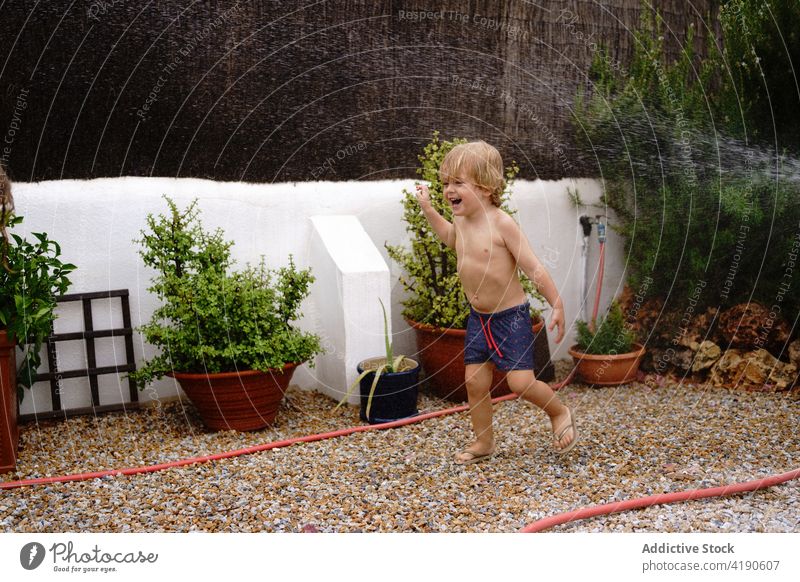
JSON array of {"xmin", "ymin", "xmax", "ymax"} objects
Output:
[
  {"xmin": 498, "ymin": 215, "xmax": 565, "ymax": 343},
  {"xmin": 415, "ymin": 184, "xmax": 455, "ymax": 249}
]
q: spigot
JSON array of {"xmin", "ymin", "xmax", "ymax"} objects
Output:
[{"xmin": 595, "ymin": 216, "xmax": 607, "ymax": 243}]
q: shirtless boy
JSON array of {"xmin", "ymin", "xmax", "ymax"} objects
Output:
[{"xmin": 415, "ymin": 140, "xmax": 578, "ymax": 464}]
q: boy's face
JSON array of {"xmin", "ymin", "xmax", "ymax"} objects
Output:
[{"xmin": 442, "ymin": 173, "xmax": 493, "ymax": 217}]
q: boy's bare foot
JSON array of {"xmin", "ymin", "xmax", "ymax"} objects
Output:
[
  {"xmin": 550, "ymin": 405, "xmax": 578, "ymax": 453},
  {"xmin": 454, "ymin": 442, "xmax": 496, "ymax": 465}
]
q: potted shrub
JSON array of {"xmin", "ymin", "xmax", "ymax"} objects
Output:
[
  {"xmin": 1, "ymin": 168, "xmax": 75, "ymax": 472},
  {"xmin": 129, "ymin": 197, "xmax": 323, "ymax": 431},
  {"xmin": 336, "ymin": 299, "xmax": 420, "ymax": 424},
  {"xmin": 386, "ymin": 132, "xmax": 555, "ymax": 402},
  {"xmin": 568, "ymin": 302, "xmax": 646, "ymax": 385}
]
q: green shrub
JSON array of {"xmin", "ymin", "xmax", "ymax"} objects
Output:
[
  {"xmin": 129, "ymin": 197, "xmax": 322, "ymax": 388},
  {"xmin": 0, "ymin": 214, "xmax": 75, "ymax": 402},
  {"xmin": 574, "ymin": 2, "xmax": 800, "ymax": 324},
  {"xmin": 575, "ymin": 303, "xmax": 636, "ymax": 355},
  {"xmin": 717, "ymin": 0, "xmax": 800, "ymax": 150}
]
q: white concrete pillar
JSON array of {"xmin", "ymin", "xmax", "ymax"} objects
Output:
[{"xmin": 308, "ymin": 215, "xmax": 391, "ymax": 404}]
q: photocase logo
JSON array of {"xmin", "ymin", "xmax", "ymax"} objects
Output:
[{"xmin": 20, "ymin": 542, "xmax": 46, "ymax": 570}]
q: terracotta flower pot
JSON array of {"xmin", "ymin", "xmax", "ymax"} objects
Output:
[
  {"xmin": 169, "ymin": 363, "xmax": 298, "ymax": 431},
  {"xmin": 407, "ymin": 317, "xmax": 555, "ymax": 402},
  {"xmin": 0, "ymin": 330, "xmax": 19, "ymax": 473},
  {"xmin": 567, "ymin": 343, "xmax": 646, "ymax": 386}
]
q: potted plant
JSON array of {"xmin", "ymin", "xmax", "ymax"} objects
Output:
[
  {"xmin": 386, "ymin": 132, "xmax": 555, "ymax": 402},
  {"xmin": 335, "ymin": 299, "xmax": 420, "ymax": 424},
  {"xmin": 129, "ymin": 196, "xmax": 323, "ymax": 431},
  {"xmin": 568, "ymin": 302, "xmax": 646, "ymax": 385},
  {"xmin": 1, "ymin": 168, "xmax": 75, "ymax": 472}
]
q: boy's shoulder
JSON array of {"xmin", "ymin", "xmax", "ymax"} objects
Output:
[{"xmin": 492, "ymin": 209, "xmax": 520, "ymax": 232}]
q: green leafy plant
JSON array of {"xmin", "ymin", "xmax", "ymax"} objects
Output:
[
  {"xmin": 573, "ymin": 2, "xmax": 800, "ymax": 326},
  {"xmin": 0, "ymin": 215, "xmax": 75, "ymax": 402},
  {"xmin": 386, "ymin": 131, "xmax": 543, "ymax": 329},
  {"xmin": 335, "ymin": 298, "xmax": 414, "ymax": 419},
  {"xmin": 575, "ymin": 303, "xmax": 636, "ymax": 355},
  {"xmin": 129, "ymin": 196, "xmax": 322, "ymax": 387},
  {"xmin": 717, "ymin": 0, "xmax": 800, "ymax": 150}
]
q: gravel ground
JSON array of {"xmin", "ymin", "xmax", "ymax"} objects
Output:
[{"xmin": 1, "ymin": 361, "xmax": 798, "ymax": 533}]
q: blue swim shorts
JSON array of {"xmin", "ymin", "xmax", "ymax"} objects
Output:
[{"xmin": 464, "ymin": 302, "xmax": 535, "ymax": 371}]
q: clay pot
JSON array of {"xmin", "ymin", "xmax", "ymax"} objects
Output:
[
  {"xmin": 568, "ymin": 343, "xmax": 646, "ymax": 386},
  {"xmin": 407, "ymin": 317, "xmax": 555, "ymax": 402},
  {"xmin": 0, "ymin": 330, "xmax": 19, "ymax": 473},
  {"xmin": 169, "ymin": 363, "xmax": 298, "ymax": 431}
]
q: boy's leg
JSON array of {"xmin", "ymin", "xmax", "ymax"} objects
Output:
[
  {"xmin": 505, "ymin": 369, "xmax": 576, "ymax": 451},
  {"xmin": 456, "ymin": 362, "xmax": 496, "ymax": 461}
]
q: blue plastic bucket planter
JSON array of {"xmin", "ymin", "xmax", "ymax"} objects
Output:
[{"xmin": 357, "ymin": 357, "xmax": 420, "ymax": 424}]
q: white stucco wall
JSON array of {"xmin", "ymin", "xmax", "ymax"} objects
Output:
[
  {"xmin": 12, "ymin": 177, "xmax": 624, "ymax": 415},
  {"xmin": 309, "ymin": 215, "xmax": 392, "ymax": 404}
]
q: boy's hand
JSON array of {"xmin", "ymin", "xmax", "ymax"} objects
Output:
[
  {"xmin": 415, "ymin": 183, "xmax": 455, "ymax": 248},
  {"xmin": 549, "ymin": 303, "xmax": 565, "ymax": 343},
  {"xmin": 415, "ymin": 184, "xmax": 432, "ymax": 210}
]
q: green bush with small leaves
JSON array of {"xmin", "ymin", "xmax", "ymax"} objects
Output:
[
  {"xmin": 575, "ymin": 303, "xmax": 636, "ymax": 355},
  {"xmin": 129, "ymin": 197, "xmax": 322, "ymax": 388}
]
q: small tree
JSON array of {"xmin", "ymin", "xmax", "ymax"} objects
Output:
[{"xmin": 129, "ymin": 196, "xmax": 322, "ymax": 388}]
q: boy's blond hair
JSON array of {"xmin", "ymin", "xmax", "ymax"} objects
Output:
[{"xmin": 439, "ymin": 141, "xmax": 506, "ymax": 206}]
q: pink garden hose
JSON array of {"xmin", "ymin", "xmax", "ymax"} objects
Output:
[
  {"xmin": 0, "ymin": 395, "xmax": 506, "ymax": 490},
  {"xmin": 521, "ymin": 468, "xmax": 800, "ymax": 532}
]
